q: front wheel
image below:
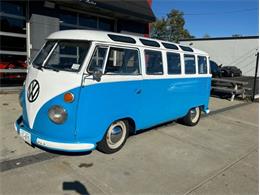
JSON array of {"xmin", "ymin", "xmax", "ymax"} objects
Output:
[
  {"xmin": 97, "ymin": 120, "xmax": 129, "ymax": 154},
  {"xmin": 179, "ymin": 107, "xmax": 201, "ymax": 126}
]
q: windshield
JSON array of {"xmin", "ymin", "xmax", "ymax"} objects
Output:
[
  {"xmin": 33, "ymin": 41, "xmax": 56, "ymax": 67},
  {"xmin": 33, "ymin": 40, "xmax": 90, "ymax": 72}
]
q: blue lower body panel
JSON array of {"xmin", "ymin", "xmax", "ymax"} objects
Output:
[
  {"xmin": 15, "ymin": 116, "xmax": 96, "ymax": 152},
  {"xmin": 76, "ymin": 77, "xmax": 211, "ymax": 140}
]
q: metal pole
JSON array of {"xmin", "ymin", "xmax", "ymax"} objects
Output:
[
  {"xmin": 252, "ymin": 52, "xmax": 259, "ymax": 101},
  {"xmin": 26, "ymin": 0, "xmax": 31, "ymax": 61}
]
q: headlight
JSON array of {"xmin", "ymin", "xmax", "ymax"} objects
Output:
[{"xmin": 48, "ymin": 105, "xmax": 67, "ymax": 124}]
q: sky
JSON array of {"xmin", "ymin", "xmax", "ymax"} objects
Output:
[{"xmin": 152, "ymin": 0, "xmax": 259, "ymax": 38}]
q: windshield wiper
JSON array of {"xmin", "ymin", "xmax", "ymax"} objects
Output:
[
  {"xmin": 44, "ymin": 66, "xmax": 60, "ymax": 72},
  {"xmin": 33, "ymin": 65, "xmax": 43, "ymax": 71}
]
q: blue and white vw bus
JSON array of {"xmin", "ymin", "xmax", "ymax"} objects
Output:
[{"xmin": 15, "ymin": 30, "xmax": 211, "ymax": 154}]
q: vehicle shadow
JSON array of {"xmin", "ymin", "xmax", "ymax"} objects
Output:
[
  {"xmin": 132, "ymin": 112, "xmax": 210, "ymax": 137},
  {"xmin": 63, "ymin": 181, "xmax": 89, "ymax": 195},
  {"xmin": 133, "ymin": 120, "xmax": 177, "ymax": 136}
]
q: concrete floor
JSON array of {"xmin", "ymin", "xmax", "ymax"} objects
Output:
[{"xmin": 0, "ymin": 93, "xmax": 258, "ymax": 195}]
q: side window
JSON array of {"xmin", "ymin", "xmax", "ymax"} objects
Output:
[
  {"xmin": 145, "ymin": 50, "xmax": 163, "ymax": 75},
  {"xmin": 198, "ymin": 56, "xmax": 207, "ymax": 74},
  {"xmin": 105, "ymin": 47, "xmax": 140, "ymax": 75},
  {"xmin": 167, "ymin": 52, "xmax": 181, "ymax": 74},
  {"xmin": 184, "ymin": 54, "xmax": 196, "ymax": 74},
  {"xmin": 210, "ymin": 60, "xmax": 218, "ymax": 73},
  {"xmin": 88, "ymin": 46, "xmax": 108, "ymax": 72}
]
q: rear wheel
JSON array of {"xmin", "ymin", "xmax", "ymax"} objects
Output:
[
  {"xmin": 179, "ymin": 107, "xmax": 201, "ymax": 126},
  {"xmin": 97, "ymin": 120, "xmax": 129, "ymax": 154}
]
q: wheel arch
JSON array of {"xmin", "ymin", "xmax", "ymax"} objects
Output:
[
  {"xmin": 96, "ymin": 116, "xmax": 136, "ymax": 154},
  {"xmin": 121, "ymin": 117, "xmax": 136, "ymax": 135}
]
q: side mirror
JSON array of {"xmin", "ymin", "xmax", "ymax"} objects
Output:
[{"xmin": 93, "ymin": 69, "xmax": 102, "ymax": 82}]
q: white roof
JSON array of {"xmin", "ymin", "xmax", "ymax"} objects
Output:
[{"xmin": 47, "ymin": 30, "xmax": 208, "ymax": 55}]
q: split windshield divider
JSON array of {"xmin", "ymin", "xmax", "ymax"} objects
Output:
[
  {"xmin": 102, "ymin": 45, "xmax": 111, "ymax": 74},
  {"xmin": 42, "ymin": 41, "xmax": 58, "ymax": 68}
]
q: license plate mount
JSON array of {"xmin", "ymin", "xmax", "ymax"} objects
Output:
[{"xmin": 20, "ymin": 129, "xmax": 31, "ymax": 145}]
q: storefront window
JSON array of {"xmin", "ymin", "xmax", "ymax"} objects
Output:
[
  {"xmin": 0, "ymin": 36, "xmax": 26, "ymax": 52},
  {"xmin": 0, "ymin": 1, "xmax": 25, "ymax": 16},
  {"xmin": 59, "ymin": 10, "xmax": 77, "ymax": 25},
  {"xmin": 59, "ymin": 9, "xmax": 114, "ymax": 32},
  {"xmin": 60, "ymin": 25, "xmax": 75, "ymax": 30},
  {"xmin": 99, "ymin": 18, "xmax": 114, "ymax": 31},
  {"xmin": 0, "ymin": 1, "xmax": 27, "ymax": 87},
  {"xmin": 0, "ymin": 54, "xmax": 27, "ymax": 87},
  {"xmin": 0, "ymin": 16, "xmax": 26, "ymax": 34},
  {"xmin": 79, "ymin": 14, "xmax": 97, "ymax": 28}
]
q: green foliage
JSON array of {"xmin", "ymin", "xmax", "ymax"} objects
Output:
[
  {"xmin": 232, "ymin": 34, "xmax": 242, "ymax": 37},
  {"xmin": 203, "ymin": 33, "xmax": 210, "ymax": 38},
  {"xmin": 150, "ymin": 9, "xmax": 193, "ymax": 42}
]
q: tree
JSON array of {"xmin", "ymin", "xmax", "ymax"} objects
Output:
[
  {"xmin": 150, "ymin": 9, "xmax": 193, "ymax": 42},
  {"xmin": 203, "ymin": 33, "xmax": 210, "ymax": 38},
  {"xmin": 232, "ymin": 34, "xmax": 242, "ymax": 37}
]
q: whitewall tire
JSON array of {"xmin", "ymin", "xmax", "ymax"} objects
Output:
[
  {"xmin": 179, "ymin": 107, "xmax": 201, "ymax": 126},
  {"xmin": 97, "ymin": 120, "xmax": 129, "ymax": 154}
]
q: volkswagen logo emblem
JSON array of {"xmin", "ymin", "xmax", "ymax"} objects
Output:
[{"xmin": 27, "ymin": 80, "xmax": 40, "ymax": 102}]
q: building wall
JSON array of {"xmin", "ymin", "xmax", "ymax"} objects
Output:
[{"xmin": 180, "ymin": 37, "xmax": 259, "ymax": 76}]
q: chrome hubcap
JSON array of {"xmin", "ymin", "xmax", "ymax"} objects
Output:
[
  {"xmin": 110, "ymin": 126, "xmax": 123, "ymax": 144},
  {"xmin": 190, "ymin": 109, "xmax": 197, "ymax": 120},
  {"xmin": 190, "ymin": 107, "xmax": 200, "ymax": 123},
  {"xmin": 106, "ymin": 121, "xmax": 126, "ymax": 149}
]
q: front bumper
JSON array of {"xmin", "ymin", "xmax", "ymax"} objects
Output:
[{"xmin": 14, "ymin": 116, "xmax": 96, "ymax": 152}]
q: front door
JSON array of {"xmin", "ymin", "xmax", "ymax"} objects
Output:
[{"xmin": 76, "ymin": 45, "xmax": 143, "ymax": 143}]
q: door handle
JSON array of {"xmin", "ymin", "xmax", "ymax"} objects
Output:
[{"xmin": 135, "ymin": 89, "xmax": 142, "ymax": 94}]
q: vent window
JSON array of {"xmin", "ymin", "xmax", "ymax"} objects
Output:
[
  {"xmin": 140, "ymin": 39, "xmax": 160, "ymax": 47},
  {"xmin": 180, "ymin": 45, "xmax": 193, "ymax": 52},
  {"xmin": 162, "ymin": 42, "xmax": 179, "ymax": 50},
  {"xmin": 108, "ymin": 34, "xmax": 136, "ymax": 44}
]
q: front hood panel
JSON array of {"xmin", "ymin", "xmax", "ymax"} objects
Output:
[{"xmin": 25, "ymin": 66, "xmax": 82, "ymax": 129}]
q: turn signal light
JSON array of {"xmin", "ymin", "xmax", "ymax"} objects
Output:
[{"xmin": 64, "ymin": 92, "xmax": 74, "ymax": 103}]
